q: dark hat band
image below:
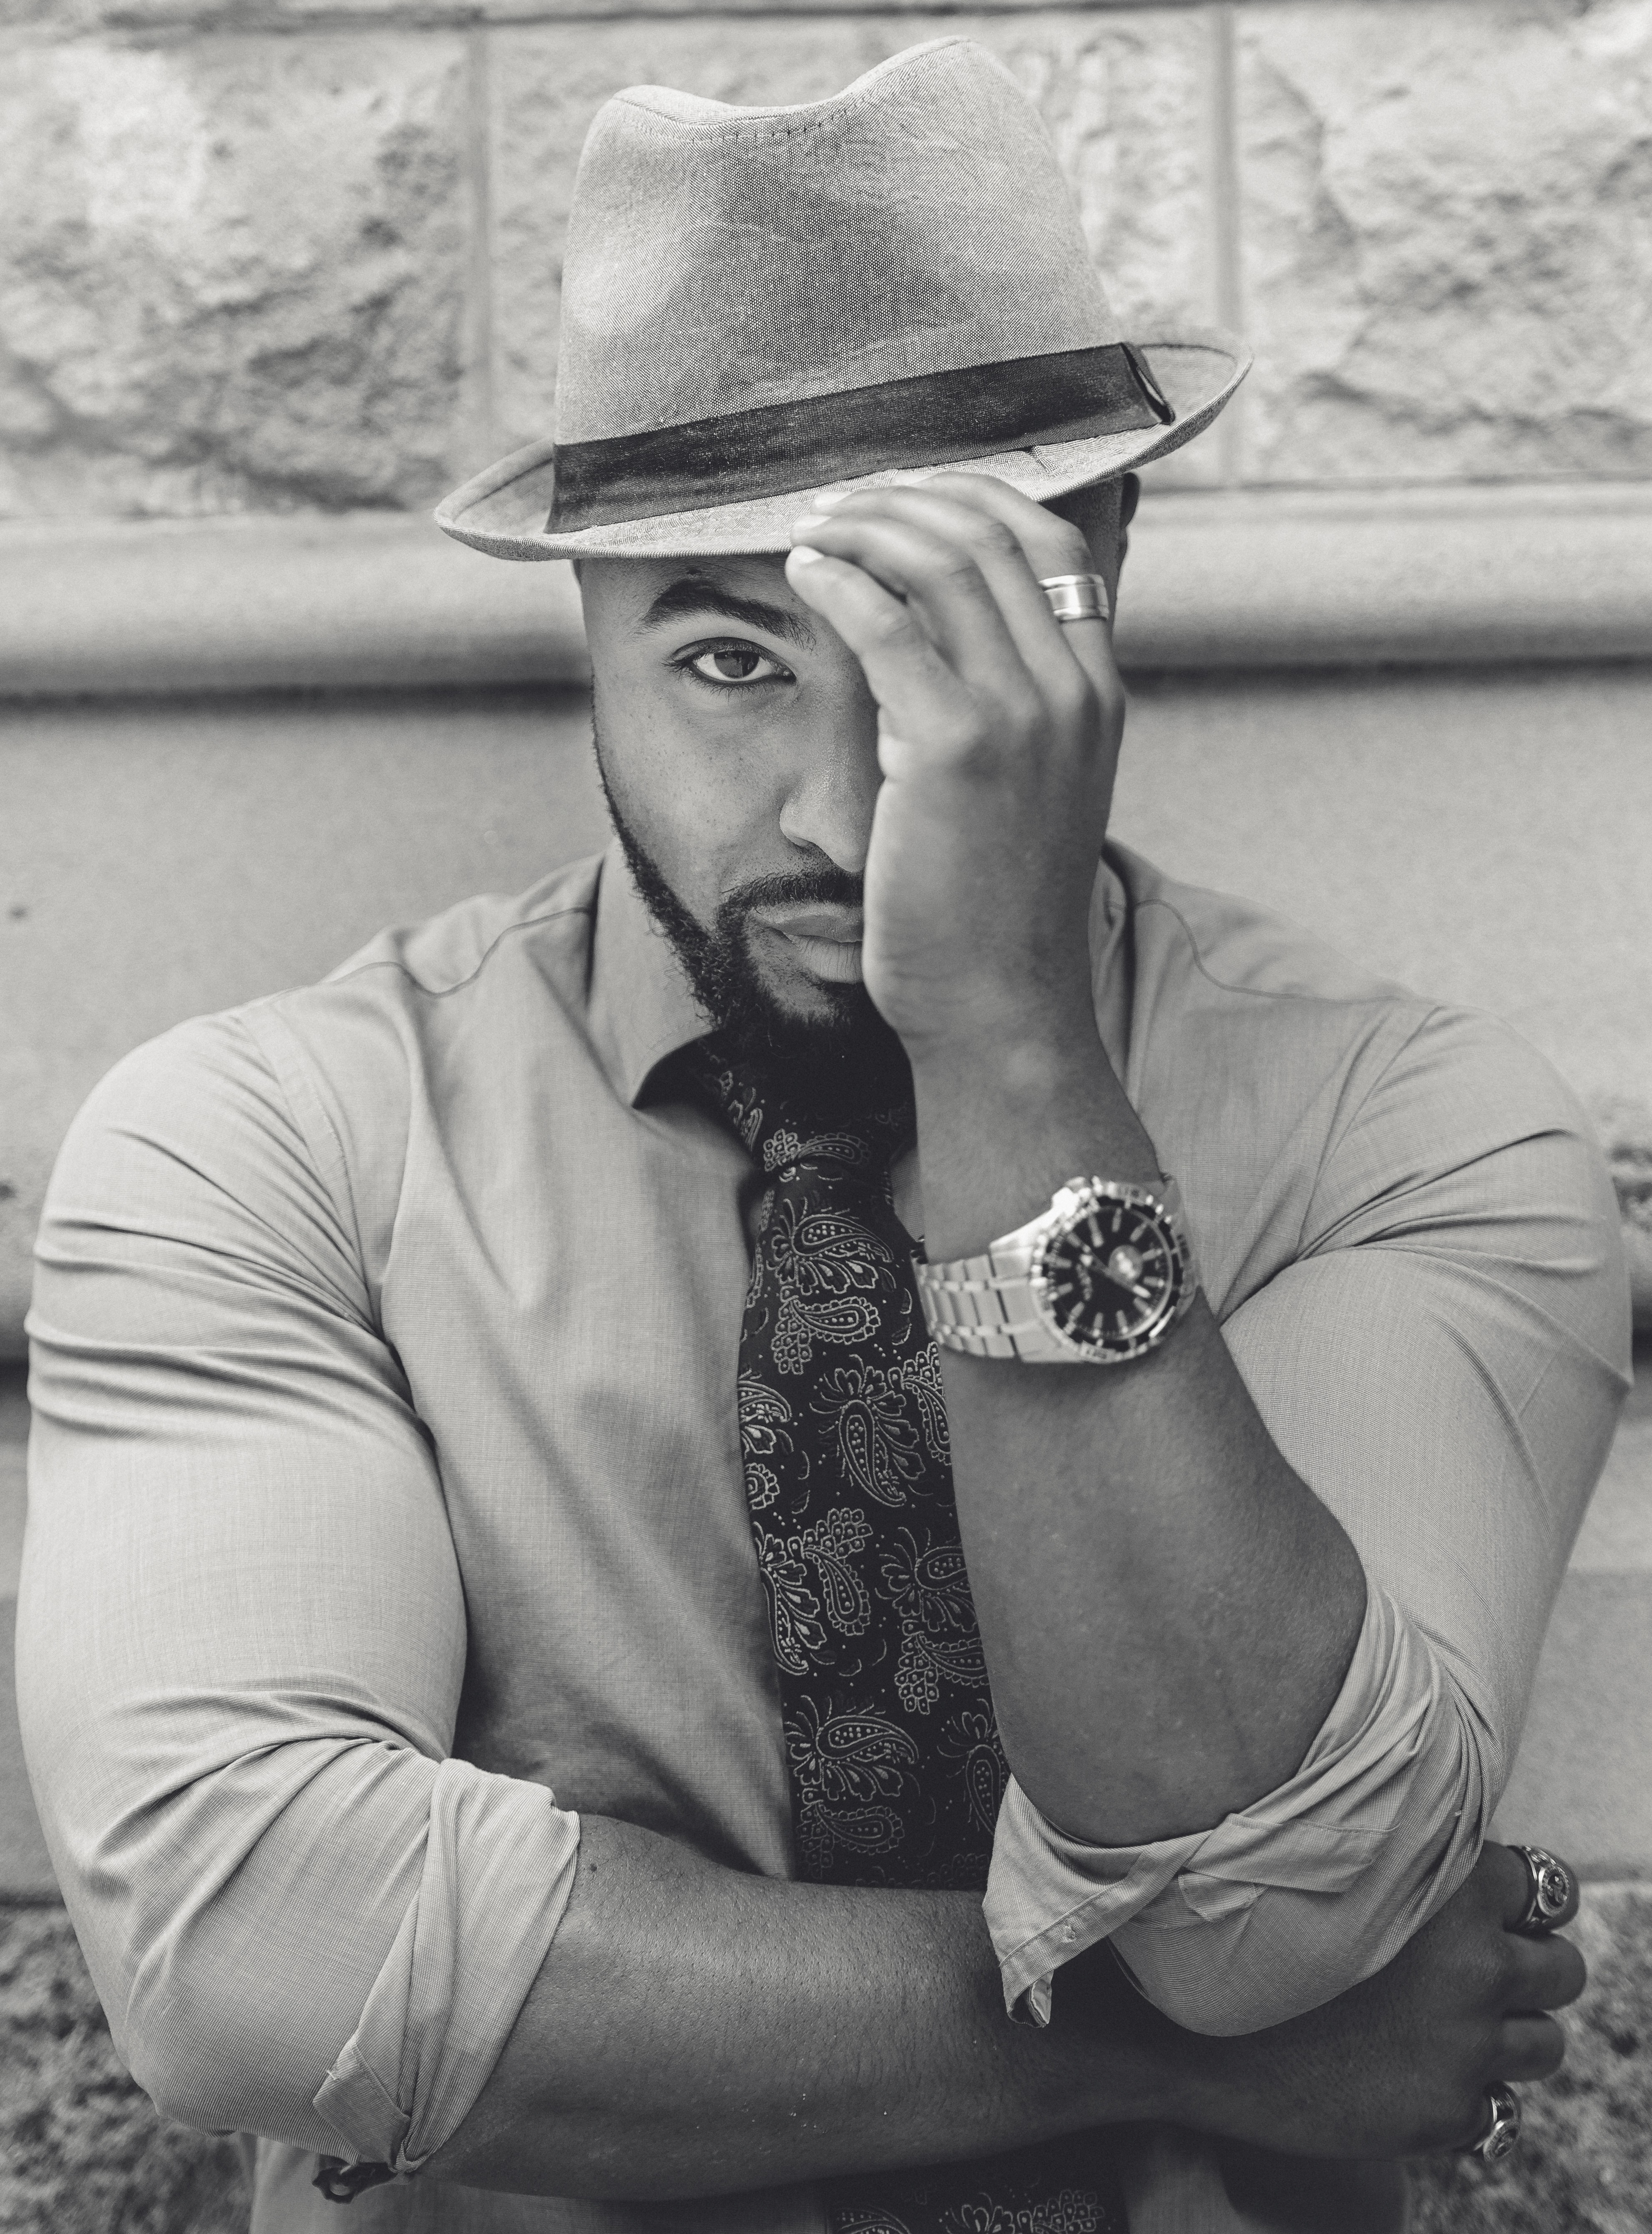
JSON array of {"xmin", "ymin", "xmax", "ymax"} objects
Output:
[{"xmin": 548, "ymin": 342, "xmax": 1174, "ymax": 533}]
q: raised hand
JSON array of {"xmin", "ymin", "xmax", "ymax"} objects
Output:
[{"xmin": 784, "ymin": 472, "xmax": 1124, "ymax": 1068}]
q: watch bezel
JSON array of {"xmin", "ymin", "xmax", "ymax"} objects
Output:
[{"xmin": 1026, "ymin": 1178, "xmax": 1194, "ymax": 1363}]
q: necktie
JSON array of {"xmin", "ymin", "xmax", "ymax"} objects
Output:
[{"xmin": 682, "ymin": 1045, "xmax": 1126, "ymax": 2234}]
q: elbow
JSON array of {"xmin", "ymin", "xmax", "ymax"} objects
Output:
[
  {"xmin": 122, "ymin": 1971, "xmax": 274, "ymax": 2136},
  {"xmin": 116, "ymin": 1926, "xmax": 341, "ymax": 2143},
  {"xmin": 1118, "ymin": 1680, "xmax": 1496, "ymax": 2038}
]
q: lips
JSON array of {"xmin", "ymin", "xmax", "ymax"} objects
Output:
[{"xmin": 752, "ymin": 906, "xmax": 864, "ymax": 944}]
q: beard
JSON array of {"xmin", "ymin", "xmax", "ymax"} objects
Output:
[{"xmin": 593, "ymin": 735, "xmax": 911, "ymax": 1122}]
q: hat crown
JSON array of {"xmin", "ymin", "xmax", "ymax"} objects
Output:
[{"xmin": 554, "ymin": 39, "xmax": 1119, "ymax": 445}]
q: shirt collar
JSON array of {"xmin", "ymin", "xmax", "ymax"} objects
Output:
[
  {"xmin": 587, "ymin": 833, "xmax": 1136, "ymax": 1110},
  {"xmin": 588, "ymin": 839, "xmax": 714, "ymax": 1107}
]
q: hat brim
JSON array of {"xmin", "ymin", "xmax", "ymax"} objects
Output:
[{"xmin": 435, "ymin": 328, "xmax": 1249, "ymax": 563}]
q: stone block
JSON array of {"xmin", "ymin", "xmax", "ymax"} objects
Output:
[
  {"xmin": 1236, "ymin": 0, "xmax": 1652, "ymax": 484},
  {"xmin": 0, "ymin": 32, "xmax": 477, "ymax": 517},
  {"xmin": 489, "ymin": 11, "xmax": 1223, "ymax": 484}
]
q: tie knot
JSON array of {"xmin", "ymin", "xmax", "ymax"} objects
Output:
[{"xmin": 679, "ymin": 1043, "xmax": 912, "ymax": 1182}]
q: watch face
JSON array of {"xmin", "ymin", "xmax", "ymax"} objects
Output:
[{"xmin": 1032, "ymin": 1187, "xmax": 1189, "ymax": 1360}]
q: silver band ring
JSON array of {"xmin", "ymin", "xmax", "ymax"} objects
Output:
[
  {"xmin": 1509, "ymin": 1844, "xmax": 1575, "ymax": 1934},
  {"xmin": 1469, "ymin": 2083, "xmax": 1522, "ymax": 2163},
  {"xmin": 1039, "ymin": 572, "xmax": 1110, "ymax": 625}
]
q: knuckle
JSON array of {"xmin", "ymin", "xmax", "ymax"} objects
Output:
[
  {"xmin": 867, "ymin": 604, "xmax": 916, "ymax": 651},
  {"xmin": 973, "ymin": 518, "xmax": 1022, "ymax": 564},
  {"xmin": 1407, "ymin": 2071, "xmax": 1484, "ymax": 2158},
  {"xmin": 945, "ymin": 720, "xmax": 1009, "ymax": 778},
  {"xmin": 1488, "ymin": 1935, "xmax": 1524, "ymax": 2002},
  {"xmin": 936, "ymin": 549, "xmax": 987, "ymax": 596},
  {"xmin": 1049, "ymin": 665, "xmax": 1099, "ymax": 728},
  {"xmin": 1045, "ymin": 521, "xmax": 1093, "ymax": 574}
]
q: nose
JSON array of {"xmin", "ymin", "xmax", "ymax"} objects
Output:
[{"xmin": 777, "ymin": 669, "xmax": 882, "ymax": 875}]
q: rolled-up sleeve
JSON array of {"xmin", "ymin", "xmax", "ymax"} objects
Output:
[
  {"xmin": 985, "ymin": 1007, "xmax": 1630, "ymax": 2035},
  {"xmin": 18, "ymin": 1015, "xmax": 580, "ymax": 2170}
]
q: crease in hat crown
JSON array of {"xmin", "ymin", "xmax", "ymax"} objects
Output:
[{"xmin": 438, "ymin": 37, "xmax": 1250, "ymax": 561}]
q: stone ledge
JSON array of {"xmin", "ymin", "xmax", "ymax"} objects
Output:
[
  {"xmin": 3, "ymin": 0, "xmax": 1216, "ymax": 32},
  {"xmin": 2, "ymin": 481, "xmax": 1649, "ymax": 701}
]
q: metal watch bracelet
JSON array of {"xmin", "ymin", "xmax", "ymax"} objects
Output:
[{"xmin": 914, "ymin": 1176, "xmax": 1194, "ymax": 1364}]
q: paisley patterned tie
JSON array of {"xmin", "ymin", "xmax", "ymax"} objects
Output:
[{"xmin": 681, "ymin": 1043, "xmax": 1126, "ymax": 2234}]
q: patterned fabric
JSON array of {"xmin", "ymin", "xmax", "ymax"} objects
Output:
[{"xmin": 681, "ymin": 1044, "xmax": 1126, "ymax": 2234}]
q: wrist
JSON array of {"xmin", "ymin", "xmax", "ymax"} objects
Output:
[{"xmin": 909, "ymin": 1032, "xmax": 1161, "ymax": 1262}]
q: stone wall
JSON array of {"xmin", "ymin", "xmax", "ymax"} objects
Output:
[
  {"xmin": 3, "ymin": 0, "xmax": 1649, "ymax": 520},
  {"xmin": 3, "ymin": 10, "xmax": 1651, "ymax": 2229}
]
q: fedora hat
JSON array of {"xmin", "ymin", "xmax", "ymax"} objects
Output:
[{"xmin": 438, "ymin": 38, "xmax": 1249, "ymax": 562}]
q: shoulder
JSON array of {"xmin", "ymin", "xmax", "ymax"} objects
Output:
[
  {"xmin": 318, "ymin": 855, "xmax": 602, "ymax": 1003},
  {"xmin": 1110, "ymin": 841, "xmax": 1426, "ymax": 1019},
  {"xmin": 1107, "ymin": 847, "xmax": 1623, "ymax": 1339},
  {"xmin": 45, "ymin": 857, "xmax": 607, "ymax": 1307},
  {"xmin": 1109, "ymin": 839, "xmax": 1583, "ymax": 1129}
]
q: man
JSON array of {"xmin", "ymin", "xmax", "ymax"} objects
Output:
[{"xmin": 19, "ymin": 38, "xmax": 1628, "ymax": 2234}]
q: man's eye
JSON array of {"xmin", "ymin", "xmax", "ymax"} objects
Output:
[{"xmin": 680, "ymin": 641, "xmax": 791, "ymax": 688}]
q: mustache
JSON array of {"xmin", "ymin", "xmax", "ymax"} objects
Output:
[{"xmin": 721, "ymin": 868, "xmax": 864, "ymax": 919}]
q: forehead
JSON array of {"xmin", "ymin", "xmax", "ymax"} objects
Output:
[{"xmin": 580, "ymin": 551, "xmax": 803, "ymax": 633}]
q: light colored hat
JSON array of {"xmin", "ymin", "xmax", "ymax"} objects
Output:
[{"xmin": 438, "ymin": 37, "xmax": 1249, "ymax": 562}]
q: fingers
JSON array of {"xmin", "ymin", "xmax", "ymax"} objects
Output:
[
  {"xmin": 1516, "ymin": 1842, "xmax": 1583, "ymax": 1934},
  {"xmin": 933, "ymin": 473, "xmax": 1127, "ymax": 732},
  {"xmin": 813, "ymin": 478, "xmax": 1094, "ymax": 665},
  {"xmin": 788, "ymin": 498, "xmax": 1037, "ymax": 693},
  {"xmin": 1502, "ymin": 1925, "xmax": 1588, "ymax": 2012},
  {"xmin": 789, "ymin": 473, "xmax": 1114, "ymax": 700},
  {"xmin": 921, "ymin": 471, "xmax": 1116, "ymax": 643},
  {"xmin": 1493, "ymin": 2012, "xmax": 1569, "ymax": 2085},
  {"xmin": 782, "ymin": 546, "xmax": 976, "ymax": 750}
]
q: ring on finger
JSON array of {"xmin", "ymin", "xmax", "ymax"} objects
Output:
[
  {"xmin": 1038, "ymin": 573, "xmax": 1110, "ymax": 625},
  {"xmin": 1509, "ymin": 1844, "xmax": 1576, "ymax": 1934},
  {"xmin": 1467, "ymin": 2083, "xmax": 1522, "ymax": 2164}
]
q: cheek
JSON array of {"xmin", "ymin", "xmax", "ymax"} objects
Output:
[{"xmin": 594, "ymin": 672, "xmax": 790, "ymax": 918}]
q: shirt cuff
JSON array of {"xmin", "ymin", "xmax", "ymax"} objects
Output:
[
  {"xmin": 984, "ymin": 1584, "xmax": 1479, "ymax": 2035},
  {"xmin": 312, "ymin": 1758, "xmax": 581, "ymax": 2174}
]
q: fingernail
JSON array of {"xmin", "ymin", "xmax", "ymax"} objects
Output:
[
  {"xmin": 790, "ymin": 512, "xmax": 829, "ymax": 536},
  {"xmin": 785, "ymin": 544, "xmax": 825, "ymax": 568},
  {"xmin": 810, "ymin": 490, "xmax": 850, "ymax": 511}
]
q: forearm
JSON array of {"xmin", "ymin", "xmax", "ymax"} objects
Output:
[
  {"xmin": 422, "ymin": 1813, "xmax": 1179, "ymax": 2199},
  {"xmin": 912, "ymin": 1020, "xmax": 1368, "ymax": 1848}
]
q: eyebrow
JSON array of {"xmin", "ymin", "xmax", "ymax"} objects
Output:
[{"xmin": 638, "ymin": 574, "xmax": 816, "ymax": 647}]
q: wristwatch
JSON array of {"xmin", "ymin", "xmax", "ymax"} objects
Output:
[{"xmin": 914, "ymin": 1176, "xmax": 1197, "ymax": 1364}]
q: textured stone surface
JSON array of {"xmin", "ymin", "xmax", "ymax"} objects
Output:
[
  {"xmin": 489, "ymin": 10, "xmax": 1222, "ymax": 482},
  {"xmin": 1, "ymin": 0, "xmax": 1174, "ymax": 22},
  {"xmin": 1237, "ymin": 0, "xmax": 1652, "ymax": 484},
  {"xmin": 0, "ymin": 33, "xmax": 477, "ymax": 516},
  {"xmin": 0, "ymin": 1906, "xmax": 248, "ymax": 2234}
]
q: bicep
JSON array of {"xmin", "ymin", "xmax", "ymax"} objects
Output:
[
  {"xmin": 20, "ymin": 1020, "xmax": 468, "ymax": 2136},
  {"xmin": 1222, "ymin": 1116, "xmax": 1627, "ymax": 1773}
]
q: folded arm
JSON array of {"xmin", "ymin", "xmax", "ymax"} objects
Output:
[
  {"xmin": 22, "ymin": 1010, "xmax": 1603, "ymax": 2195},
  {"xmin": 783, "ymin": 473, "xmax": 1630, "ymax": 2036},
  {"xmin": 975, "ymin": 1007, "xmax": 1630, "ymax": 2034},
  {"xmin": 18, "ymin": 1015, "xmax": 1170, "ymax": 2188}
]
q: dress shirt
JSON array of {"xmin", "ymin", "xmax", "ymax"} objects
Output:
[{"xmin": 20, "ymin": 839, "xmax": 1629, "ymax": 2234}]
